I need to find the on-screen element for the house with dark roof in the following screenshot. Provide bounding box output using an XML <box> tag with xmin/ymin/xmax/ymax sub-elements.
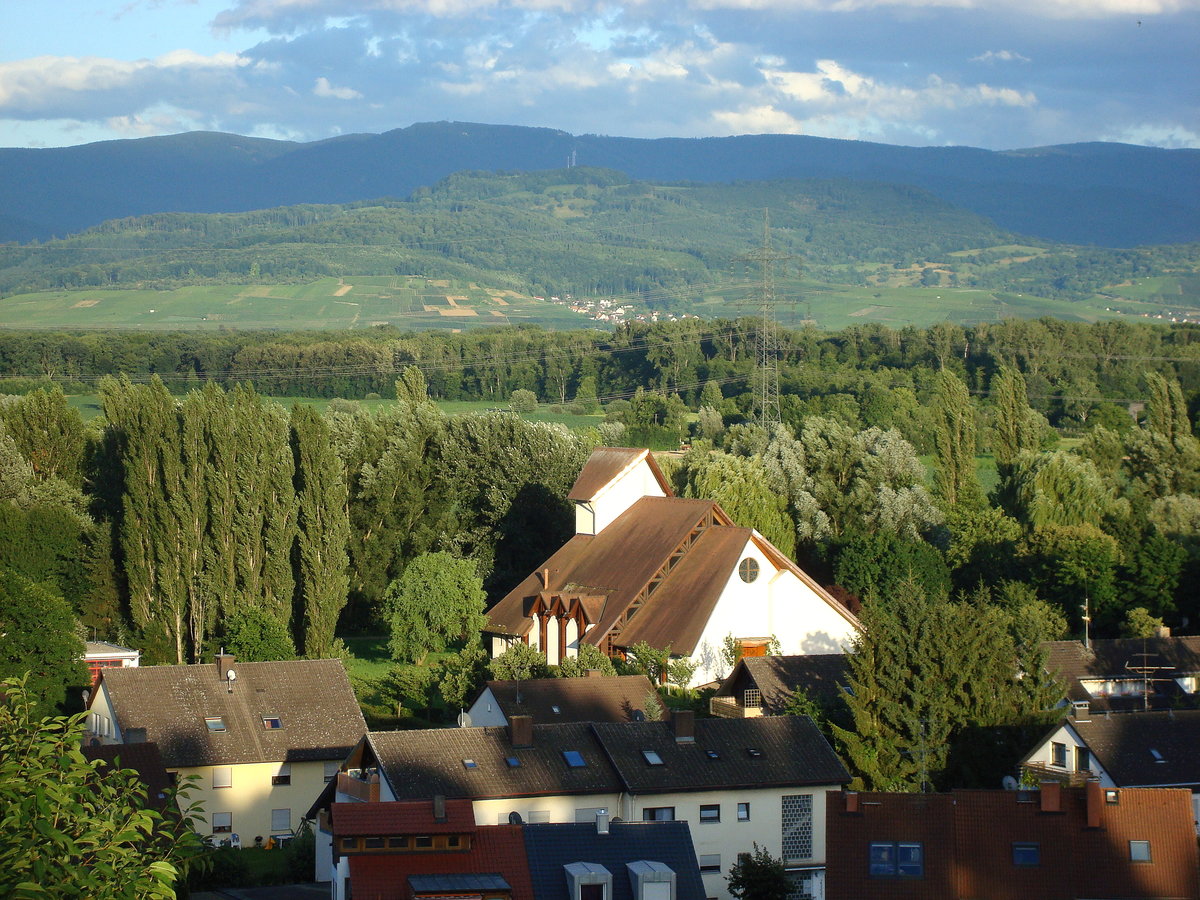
<box><xmin>1020</xmin><ymin>707</ymin><xmax>1200</xmax><ymax>833</ymax></box>
<box><xmin>710</xmin><ymin>654</ymin><xmax>850</xmax><ymax>718</ymax></box>
<box><xmin>485</xmin><ymin>448</ymin><xmax>860</xmax><ymax>686</ymax></box>
<box><xmin>466</xmin><ymin>674</ymin><xmax>658</xmax><ymax>727</ymax></box>
<box><xmin>82</xmin><ymin>741</ymin><xmax>173</xmax><ymax>811</ymax></box>
<box><xmin>85</xmin><ymin>651</ymin><xmax>366</xmax><ymax>847</ymax></box>
<box><xmin>825</xmin><ymin>782</ymin><xmax>1200</xmax><ymax>900</ymax></box>
<box><xmin>314</xmin><ymin>710</ymin><xmax>849</xmax><ymax>899</ymax></box>
<box><xmin>326</xmin><ymin>796</ymin><xmax>705</xmax><ymax>900</ymax></box>
<box><xmin>1043</xmin><ymin>636</ymin><xmax>1200</xmax><ymax>712</ymax></box>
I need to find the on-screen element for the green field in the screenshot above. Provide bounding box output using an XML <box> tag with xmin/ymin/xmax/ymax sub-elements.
<box><xmin>0</xmin><ymin>275</ymin><xmax>591</xmax><ymax>331</ymax></box>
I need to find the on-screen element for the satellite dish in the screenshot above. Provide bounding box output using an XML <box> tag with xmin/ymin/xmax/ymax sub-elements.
<box><xmin>457</xmin><ymin>711</ymin><xmax>473</xmax><ymax>728</ymax></box>
<box><xmin>226</xmin><ymin>669</ymin><xmax>237</xmax><ymax>682</ymax></box>
<box><xmin>1002</xmin><ymin>775</ymin><xmax>1019</xmax><ymax>791</ymax></box>
<box><xmin>508</xmin><ymin>811</ymin><xmax>524</xmax><ymax>824</ymax></box>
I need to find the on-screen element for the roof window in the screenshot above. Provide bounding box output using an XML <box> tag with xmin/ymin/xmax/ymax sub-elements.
<box><xmin>205</xmin><ymin>716</ymin><xmax>226</xmax><ymax>733</ymax></box>
<box><xmin>746</xmin><ymin>748</ymin><xmax>762</xmax><ymax>758</ymax></box>
<box><xmin>552</xmin><ymin>705</ymin><xmax>561</xmax><ymax>715</ymax></box>
<box><xmin>1150</xmin><ymin>748</ymin><xmax>1166</xmax><ymax>763</ymax></box>
<box><xmin>262</xmin><ymin>716</ymin><xmax>282</xmax><ymax>729</ymax></box>
<box><xmin>706</xmin><ymin>749</ymin><xmax>720</xmax><ymax>760</ymax></box>
<box><xmin>505</xmin><ymin>756</ymin><xmax>522</xmax><ymax>768</ymax></box>
<box><xmin>563</xmin><ymin>750</ymin><xmax>587</xmax><ymax>768</ymax></box>
<box><xmin>642</xmin><ymin>750</ymin><xmax>664</xmax><ymax>766</ymax></box>
<box><xmin>463</xmin><ymin>759</ymin><xmax>478</xmax><ymax>769</ymax></box>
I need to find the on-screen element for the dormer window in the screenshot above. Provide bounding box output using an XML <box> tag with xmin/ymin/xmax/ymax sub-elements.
<box><xmin>205</xmin><ymin>716</ymin><xmax>226</xmax><ymax>732</ymax></box>
<box><xmin>566</xmin><ymin>862</ymin><xmax>612</xmax><ymax>900</ymax></box>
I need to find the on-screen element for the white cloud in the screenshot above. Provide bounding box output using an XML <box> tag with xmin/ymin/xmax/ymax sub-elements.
<box><xmin>711</xmin><ymin>104</ymin><xmax>805</xmax><ymax>134</ymax></box>
<box><xmin>971</xmin><ymin>49</ymin><xmax>1031</xmax><ymax>63</ymax></box>
<box><xmin>313</xmin><ymin>76</ymin><xmax>361</xmax><ymax>98</ymax></box>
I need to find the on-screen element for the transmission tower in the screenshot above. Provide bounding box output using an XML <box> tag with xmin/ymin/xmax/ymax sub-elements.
<box><xmin>735</xmin><ymin>210</ymin><xmax>796</xmax><ymax>431</ymax></box>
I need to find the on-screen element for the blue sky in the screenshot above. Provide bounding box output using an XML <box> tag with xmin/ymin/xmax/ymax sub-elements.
<box><xmin>1</xmin><ymin>0</ymin><xmax>1197</xmax><ymax>150</ymax></box>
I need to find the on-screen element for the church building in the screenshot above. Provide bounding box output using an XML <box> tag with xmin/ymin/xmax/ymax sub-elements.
<box><xmin>484</xmin><ymin>448</ymin><xmax>860</xmax><ymax>686</ymax></box>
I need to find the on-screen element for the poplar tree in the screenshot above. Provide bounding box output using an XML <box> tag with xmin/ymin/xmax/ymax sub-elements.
<box><xmin>990</xmin><ymin>367</ymin><xmax>1043</xmax><ymax>478</ymax></box>
<box><xmin>931</xmin><ymin>369</ymin><xmax>982</xmax><ymax>508</ymax></box>
<box><xmin>291</xmin><ymin>404</ymin><xmax>350</xmax><ymax>658</ymax></box>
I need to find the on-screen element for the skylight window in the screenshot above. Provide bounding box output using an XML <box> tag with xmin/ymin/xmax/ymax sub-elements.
<box><xmin>1150</xmin><ymin>748</ymin><xmax>1166</xmax><ymax>763</ymax></box>
<box><xmin>262</xmin><ymin>716</ymin><xmax>282</xmax><ymax>729</ymax></box>
<box><xmin>746</xmin><ymin>748</ymin><xmax>762</xmax><ymax>758</ymax></box>
<box><xmin>205</xmin><ymin>716</ymin><xmax>226</xmax><ymax>733</ymax></box>
<box><xmin>642</xmin><ymin>750</ymin><xmax>664</xmax><ymax>766</ymax></box>
<box><xmin>463</xmin><ymin>759</ymin><xmax>478</xmax><ymax>769</ymax></box>
<box><xmin>706</xmin><ymin>750</ymin><xmax>720</xmax><ymax>760</ymax></box>
<box><xmin>505</xmin><ymin>756</ymin><xmax>521</xmax><ymax>768</ymax></box>
<box><xmin>551</xmin><ymin>705</ymin><xmax>561</xmax><ymax>715</ymax></box>
<box><xmin>563</xmin><ymin>750</ymin><xmax>587</xmax><ymax>768</ymax></box>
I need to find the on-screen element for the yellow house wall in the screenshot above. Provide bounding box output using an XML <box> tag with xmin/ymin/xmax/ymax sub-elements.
<box><xmin>176</xmin><ymin>759</ymin><xmax>330</xmax><ymax>844</ymax></box>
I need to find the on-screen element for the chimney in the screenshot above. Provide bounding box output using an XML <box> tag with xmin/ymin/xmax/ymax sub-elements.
<box><xmin>542</xmin><ymin>568</ymin><xmax>550</xmax><ymax>589</ymax></box>
<box><xmin>1039</xmin><ymin>781</ymin><xmax>1061</xmax><ymax>813</ymax></box>
<box><xmin>509</xmin><ymin>715</ymin><xmax>534</xmax><ymax>749</ymax></box>
<box><xmin>433</xmin><ymin>794</ymin><xmax>447</xmax><ymax>823</ymax></box>
<box><xmin>1156</xmin><ymin>624</ymin><xmax>1172</xmax><ymax>638</ymax></box>
<box><xmin>596</xmin><ymin>810</ymin><xmax>610</xmax><ymax>835</ymax></box>
<box><xmin>1086</xmin><ymin>779</ymin><xmax>1102</xmax><ymax>828</ymax></box>
<box><xmin>845</xmin><ymin>791</ymin><xmax>860</xmax><ymax>814</ymax></box>
<box><xmin>586</xmin><ymin>669</ymin><xmax>602</xmax><ymax>678</ymax></box>
<box><xmin>1072</xmin><ymin>701</ymin><xmax>1091</xmax><ymax>722</ymax></box>
<box><xmin>215</xmin><ymin>651</ymin><xmax>235</xmax><ymax>681</ymax></box>
<box><xmin>671</xmin><ymin>709</ymin><xmax>695</xmax><ymax>743</ymax></box>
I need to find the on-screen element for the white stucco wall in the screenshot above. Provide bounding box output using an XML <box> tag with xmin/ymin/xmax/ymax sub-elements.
<box><xmin>586</xmin><ymin>457</ymin><xmax>668</xmax><ymax>535</ymax></box>
<box><xmin>466</xmin><ymin>688</ymin><xmax>509</xmax><ymax>727</ymax></box>
<box><xmin>1023</xmin><ymin>722</ymin><xmax>1115</xmax><ymax>786</ymax></box>
<box><xmin>689</xmin><ymin>537</ymin><xmax>858</xmax><ymax>686</ymax></box>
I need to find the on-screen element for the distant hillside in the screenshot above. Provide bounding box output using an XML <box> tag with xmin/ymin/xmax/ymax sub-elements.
<box><xmin>1</xmin><ymin>123</ymin><xmax>1196</xmax><ymax>247</ymax></box>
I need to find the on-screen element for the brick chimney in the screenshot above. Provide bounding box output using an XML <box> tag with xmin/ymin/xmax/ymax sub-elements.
<box><xmin>1086</xmin><ymin>779</ymin><xmax>1103</xmax><ymax>828</ymax></box>
<box><xmin>509</xmin><ymin>715</ymin><xmax>534</xmax><ymax>749</ymax></box>
<box><xmin>845</xmin><ymin>791</ymin><xmax>860</xmax><ymax>814</ymax></box>
<box><xmin>1039</xmin><ymin>781</ymin><xmax>1062</xmax><ymax>813</ymax></box>
<box><xmin>215</xmin><ymin>651</ymin><xmax>235</xmax><ymax>682</ymax></box>
<box><xmin>671</xmin><ymin>709</ymin><xmax>695</xmax><ymax>743</ymax></box>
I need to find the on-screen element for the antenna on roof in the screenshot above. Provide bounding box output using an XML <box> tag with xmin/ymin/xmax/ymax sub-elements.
<box><xmin>226</xmin><ymin>668</ymin><xmax>237</xmax><ymax>693</ymax></box>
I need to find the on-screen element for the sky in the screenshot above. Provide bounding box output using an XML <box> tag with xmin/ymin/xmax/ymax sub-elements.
<box><xmin>1</xmin><ymin>0</ymin><xmax>1198</xmax><ymax>152</ymax></box>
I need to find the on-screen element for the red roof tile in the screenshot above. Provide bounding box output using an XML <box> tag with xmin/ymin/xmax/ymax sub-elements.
<box><xmin>332</xmin><ymin>799</ymin><xmax>476</xmax><ymax>837</ymax></box>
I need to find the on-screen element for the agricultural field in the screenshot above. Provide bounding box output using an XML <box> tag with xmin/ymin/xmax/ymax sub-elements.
<box><xmin>0</xmin><ymin>275</ymin><xmax>591</xmax><ymax>331</ymax></box>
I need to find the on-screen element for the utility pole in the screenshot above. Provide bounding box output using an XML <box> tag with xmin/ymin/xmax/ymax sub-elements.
<box><xmin>735</xmin><ymin>210</ymin><xmax>796</xmax><ymax>431</ymax></box>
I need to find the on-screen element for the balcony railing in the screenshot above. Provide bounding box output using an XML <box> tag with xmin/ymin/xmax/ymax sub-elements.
<box><xmin>709</xmin><ymin>696</ymin><xmax>762</xmax><ymax>718</ymax></box>
<box><xmin>337</xmin><ymin>770</ymin><xmax>380</xmax><ymax>802</ymax></box>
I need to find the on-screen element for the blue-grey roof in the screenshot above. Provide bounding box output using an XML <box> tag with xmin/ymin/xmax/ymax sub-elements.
<box><xmin>407</xmin><ymin>873</ymin><xmax>511</xmax><ymax>893</ymax></box>
<box><xmin>522</xmin><ymin>821</ymin><xmax>706</xmax><ymax>900</ymax></box>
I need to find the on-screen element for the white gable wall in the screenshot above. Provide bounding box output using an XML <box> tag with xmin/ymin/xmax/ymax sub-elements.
<box><xmin>1023</xmin><ymin>722</ymin><xmax>1116</xmax><ymax>786</ymax></box>
<box><xmin>466</xmin><ymin>687</ymin><xmax>508</xmax><ymax>727</ymax></box>
<box><xmin>689</xmin><ymin>536</ymin><xmax>858</xmax><ymax>687</ymax></box>
<box><xmin>577</xmin><ymin>456</ymin><xmax>668</xmax><ymax>536</ymax></box>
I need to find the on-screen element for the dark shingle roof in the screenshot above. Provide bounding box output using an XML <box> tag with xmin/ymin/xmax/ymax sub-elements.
<box><xmin>369</xmin><ymin>723</ymin><xmax>623</xmax><ymax>801</ymax></box>
<box><xmin>591</xmin><ymin>715</ymin><xmax>850</xmax><ymax>793</ymax></box>
<box><xmin>523</xmin><ymin>822</ymin><xmax>705</xmax><ymax>900</ymax></box>
<box><xmin>477</xmin><ymin>675</ymin><xmax>658</xmax><ymax>725</ymax></box>
<box><xmin>97</xmin><ymin>658</ymin><xmax>366</xmax><ymax>768</ymax></box>
<box><xmin>1067</xmin><ymin>708</ymin><xmax>1200</xmax><ymax>787</ymax></box>
<box><xmin>715</xmin><ymin>655</ymin><xmax>850</xmax><ymax>713</ymax></box>
<box><xmin>1043</xmin><ymin>638</ymin><xmax>1200</xmax><ymax>710</ymax></box>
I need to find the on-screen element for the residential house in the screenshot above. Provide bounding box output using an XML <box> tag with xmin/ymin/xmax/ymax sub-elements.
<box><xmin>466</xmin><ymin>674</ymin><xmax>658</xmax><ymax>727</ymax></box>
<box><xmin>825</xmin><ymin>782</ymin><xmax>1200</xmax><ymax>900</ymax></box>
<box><xmin>1020</xmin><ymin>707</ymin><xmax>1200</xmax><ymax>832</ymax></box>
<box><xmin>328</xmin><ymin>798</ymin><xmax>705</xmax><ymax>900</ymax></box>
<box><xmin>86</xmin><ymin>652</ymin><xmax>366</xmax><ymax>846</ymax></box>
<box><xmin>1043</xmin><ymin>636</ymin><xmax>1200</xmax><ymax>712</ymax></box>
<box><xmin>485</xmin><ymin>448</ymin><xmax>860</xmax><ymax>686</ymax></box>
<box><xmin>314</xmin><ymin>710</ymin><xmax>849</xmax><ymax>899</ymax></box>
<box><xmin>82</xmin><ymin>741</ymin><xmax>172</xmax><ymax>811</ymax></box>
<box><xmin>710</xmin><ymin>654</ymin><xmax>849</xmax><ymax>719</ymax></box>
<box><xmin>83</xmin><ymin>640</ymin><xmax>140</xmax><ymax>686</ymax></box>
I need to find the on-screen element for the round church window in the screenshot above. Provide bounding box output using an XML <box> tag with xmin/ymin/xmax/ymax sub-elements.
<box><xmin>738</xmin><ymin>557</ymin><xmax>760</xmax><ymax>583</ymax></box>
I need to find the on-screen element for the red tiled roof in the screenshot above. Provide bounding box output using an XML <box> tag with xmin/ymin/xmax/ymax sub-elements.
<box><xmin>332</xmin><ymin>799</ymin><xmax>476</xmax><ymax>837</ymax></box>
<box><xmin>348</xmin><ymin>825</ymin><xmax>533</xmax><ymax>900</ymax></box>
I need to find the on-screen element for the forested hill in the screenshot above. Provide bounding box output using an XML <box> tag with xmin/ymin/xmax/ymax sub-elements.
<box><xmin>5</xmin><ymin>169</ymin><xmax>1198</xmax><ymax>317</ymax></box>
<box><xmin>2</xmin><ymin>122</ymin><xmax>1197</xmax><ymax>247</ymax></box>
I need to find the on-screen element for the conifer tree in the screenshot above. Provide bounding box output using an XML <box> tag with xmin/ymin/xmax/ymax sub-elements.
<box><xmin>291</xmin><ymin>404</ymin><xmax>350</xmax><ymax>657</ymax></box>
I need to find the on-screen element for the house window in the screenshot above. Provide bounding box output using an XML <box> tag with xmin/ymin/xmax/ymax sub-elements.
<box><xmin>1129</xmin><ymin>840</ymin><xmax>1151</xmax><ymax>862</ymax></box>
<box><xmin>742</xmin><ymin>688</ymin><xmax>762</xmax><ymax>708</ymax></box>
<box><xmin>1012</xmin><ymin>843</ymin><xmax>1040</xmax><ymax>866</ymax></box>
<box><xmin>262</xmin><ymin>716</ymin><xmax>282</xmax><ymax>729</ymax></box>
<box><xmin>786</xmin><ymin>871</ymin><xmax>815</xmax><ymax>900</ymax></box>
<box><xmin>364</xmin><ymin>837</ymin><xmax>385</xmax><ymax>849</ymax></box>
<box><xmin>271</xmin><ymin>809</ymin><xmax>291</xmax><ymax>833</ymax></box>
<box><xmin>870</xmin><ymin>842</ymin><xmax>923</xmax><ymax>878</ymax></box>
<box><xmin>527</xmin><ymin>810</ymin><xmax>551</xmax><ymax>823</ymax></box>
<box><xmin>1106</xmin><ymin>789</ymin><xmax>1120</xmax><ymax>804</ymax></box>
<box><xmin>737</xmin><ymin>802</ymin><xmax>750</xmax><ymax>822</ymax></box>
<box><xmin>323</xmin><ymin>761</ymin><xmax>339</xmax><ymax>783</ymax></box>
<box><xmin>698</xmin><ymin>854</ymin><xmax>721</xmax><ymax>872</ymax></box>
<box><xmin>1076</xmin><ymin>746</ymin><xmax>1090</xmax><ymax>772</ymax></box>
<box><xmin>388</xmin><ymin>837</ymin><xmax>408</xmax><ymax>848</ymax></box>
<box><xmin>1051</xmin><ymin>741</ymin><xmax>1068</xmax><ymax>768</ymax></box>
<box><xmin>781</xmin><ymin>795</ymin><xmax>813</xmax><ymax>860</ymax></box>
<box><xmin>213</xmin><ymin>767</ymin><xmax>232</xmax><ymax>789</ymax></box>
<box><xmin>211</xmin><ymin>812</ymin><xmax>232</xmax><ymax>834</ymax></box>
<box><xmin>415</xmin><ymin>836</ymin><xmax>433</xmax><ymax>848</ymax></box>
<box><xmin>699</xmin><ymin>804</ymin><xmax>720</xmax><ymax>824</ymax></box>
<box><xmin>580</xmin><ymin>885</ymin><xmax>605</xmax><ymax>900</ymax></box>
<box><xmin>271</xmin><ymin>763</ymin><xmax>291</xmax><ymax>785</ymax></box>
<box><xmin>447</xmin><ymin>835</ymin><xmax>461</xmax><ymax>848</ymax></box>
<box><xmin>738</xmin><ymin>558</ymin><xmax>760</xmax><ymax>583</ymax></box>
<box><xmin>204</xmin><ymin>716</ymin><xmax>226</xmax><ymax>733</ymax></box>
<box><xmin>643</xmin><ymin>807</ymin><xmax>675</xmax><ymax>822</ymax></box>
<box><xmin>340</xmin><ymin>838</ymin><xmax>356</xmax><ymax>851</ymax></box>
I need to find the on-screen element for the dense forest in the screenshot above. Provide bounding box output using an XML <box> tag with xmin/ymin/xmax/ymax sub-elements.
<box><xmin>2</xmin><ymin>317</ymin><xmax>1199</xmax><ymax>791</ymax></box>
<box><xmin>2</xmin><ymin>170</ymin><xmax>1197</xmax><ymax>310</ymax></box>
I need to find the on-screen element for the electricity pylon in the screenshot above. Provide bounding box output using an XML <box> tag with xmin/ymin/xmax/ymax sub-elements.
<box><xmin>735</xmin><ymin>210</ymin><xmax>796</xmax><ymax>431</ymax></box>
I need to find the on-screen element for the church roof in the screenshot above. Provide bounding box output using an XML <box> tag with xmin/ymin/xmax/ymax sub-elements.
<box><xmin>566</xmin><ymin>447</ymin><xmax>672</xmax><ymax>502</ymax></box>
